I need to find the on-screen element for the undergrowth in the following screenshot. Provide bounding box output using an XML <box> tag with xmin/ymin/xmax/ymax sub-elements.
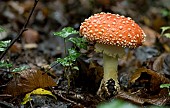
<box><xmin>53</xmin><ymin>27</ymin><xmax>87</xmax><ymax>91</ymax></box>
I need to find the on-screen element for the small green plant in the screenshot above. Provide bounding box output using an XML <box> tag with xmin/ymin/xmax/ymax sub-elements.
<box><xmin>0</xmin><ymin>26</ymin><xmax>12</xmax><ymax>69</ymax></box>
<box><xmin>68</xmin><ymin>37</ymin><xmax>87</xmax><ymax>49</ymax></box>
<box><xmin>12</xmin><ymin>65</ymin><xmax>29</xmax><ymax>72</ymax></box>
<box><xmin>0</xmin><ymin>26</ymin><xmax>5</xmax><ymax>33</ymax></box>
<box><xmin>54</xmin><ymin>27</ymin><xmax>79</xmax><ymax>38</ymax></box>
<box><xmin>0</xmin><ymin>26</ymin><xmax>28</xmax><ymax>72</ymax></box>
<box><xmin>161</xmin><ymin>9</ymin><xmax>170</xmax><ymax>18</ymax></box>
<box><xmin>54</xmin><ymin>27</ymin><xmax>79</xmax><ymax>55</ymax></box>
<box><xmin>53</xmin><ymin>27</ymin><xmax>87</xmax><ymax>91</ymax></box>
<box><xmin>0</xmin><ymin>60</ymin><xmax>13</xmax><ymax>68</ymax></box>
<box><xmin>53</xmin><ymin>27</ymin><xmax>87</xmax><ymax>68</ymax></box>
<box><xmin>56</xmin><ymin>48</ymin><xmax>80</xmax><ymax>68</ymax></box>
<box><xmin>160</xmin><ymin>26</ymin><xmax>170</xmax><ymax>38</ymax></box>
<box><xmin>0</xmin><ymin>60</ymin><xmax>29</xmax><ymax>72</ymax></box>
<box><xmin>0</xmin><ymin>40</ymin><xmax>11</xmax><ymax>51</ymax></box>
<box><xmin>160</xmin><ymin>84</ymin><xmax>170</xmax><ymax>96</ymax></box>
<box><xmin>0</xmin><ymin>26</ymin><xmax>10</xmax><ymax>52</ymax></box>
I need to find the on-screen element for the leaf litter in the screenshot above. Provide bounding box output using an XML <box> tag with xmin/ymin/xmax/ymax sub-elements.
<box><xmin>1</xmin><ymin>0</ymin><xmax>170</xmax><ymax>108</ymax></box>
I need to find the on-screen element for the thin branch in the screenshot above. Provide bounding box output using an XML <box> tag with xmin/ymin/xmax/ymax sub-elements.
<box><xmin>0</xmin><ymin>0</ymin><xmax>39</xmax><ymax>60</ymax></box>
<box><xmin>54</xmin><ymin>90</ymin><xmax>78</xmax><ymax>105</ymax></box>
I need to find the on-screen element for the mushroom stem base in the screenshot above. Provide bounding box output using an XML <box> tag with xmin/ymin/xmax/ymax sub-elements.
<box><xmin>97</xmin><ymin>54</ymin><xmax>120</xmax><ymax>98</ymax></box>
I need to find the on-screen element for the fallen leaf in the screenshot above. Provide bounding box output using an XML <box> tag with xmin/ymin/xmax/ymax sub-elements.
<box><xmin>22</xmin><ymin>28</ymin><xmax>40</xmax><ymax>43</ymax></box>
<box><xmin>116</xmin><ymin>90</ymin><xmax>170</xmax><ymax>106</ymax></box>
<box><xmin>127</xmin><ymin>68</ymin><xmax>170</xmax><ymax>105</ymax></box>
<box><xmin>116</xmin><ymin>91</ymin><xmax>145</xmax><ymax>105</ymax></box>
<box><xmin>76</xmin><ymin>58</ymin><xmax>103</xmax><ymax>93</ymax></box>
<box><xmin>153</xmin><ymin>16</ymin><xmax>166</xmax><ymax>32</ymax></box>
<box><xmin>22</xmin><ymin>88</ymin><xmax>57</xmax><ymax>105</ymax></box>
<box><xmin>142</xmin><ymin>26</ymin><xmax>160</xmax><ymax>46</ymax></box>
<box><xmin>4</xmin><ymin>69</ymin><xmax>57</xmax><ymax>97</ymax></box>
<box><xmin>9</xmin><ymin>42</ymin><xmax>21</xmax><ymax>53</ymax></box>
<box><xmin>152</xmin><ymin>53</ymin><xmax>170</xmax><ymax>75</ymax></box>
<box><xmin>21</xmin><ymin>0</ymin><xmax>34</xmax><ymax>12</ymax></box>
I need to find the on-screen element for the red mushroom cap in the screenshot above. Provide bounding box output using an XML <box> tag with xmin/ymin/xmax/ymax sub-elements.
<box><xmin>79</xmin><ymin>12</ymin><xmax>146</xmax><ymax>48</ymax></box>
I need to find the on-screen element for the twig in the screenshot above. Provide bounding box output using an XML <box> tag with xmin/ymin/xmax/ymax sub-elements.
<box><xmin>0</xmin><ymin>101</ymin><xmax>14</xmax><ymax>108</ymax></box>
<box><xmin>0</xmin><ymin>0</ymin><xmax>39</xmax><ymax>60</ymax></box>
<box><xmin>54</xmin><ymin>90</ymin><xmax>79</xmax><ymax>105</ymax></box>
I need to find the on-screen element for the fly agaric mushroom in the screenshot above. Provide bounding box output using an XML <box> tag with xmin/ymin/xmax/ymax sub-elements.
<box><xmin>79</xmin><ymin>12</ymin><xmax>146</xmax><ymax>98</ymax></box>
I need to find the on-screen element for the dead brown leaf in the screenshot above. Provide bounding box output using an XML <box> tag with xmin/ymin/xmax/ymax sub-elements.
<box><xmin>22</xmin><ymin>28</ymin><xmax>40</xmax><ymax>43</ymax></box>
<box><xmin>152</xmin><ymin>53</ymin><xmax>169</xmax><ymax>74</ymax></box>
<box><xmin>116</xmin><ymin>90</ymin><xmax>170</xmax><ymax>106</ymax></box>
<box><xmin>142</xmin><ymin>26</ymin><xmax>160</xmax><ymax>46</ymax></box>
<box><xmin>89</xmin><ymin>60</ymin><xmax>103</xmax><ymax>85</ymax></box>
<box><xmin>20</xmin><ymin>0</ymin><xmax>34</xmax><ymax>12</ymax></box>
<box><xmin>4</xmin><ymin>69</ymin><xmax>57</xmax><ymax>97</ymax></box>
<box><xmin>127</xmin><ymin>68</ymin><xmax>170</xmax><ymax>105</ymax></box>
<box><xmin>116</xmin><ymin>91</ymin><xmax>145</xmax><ymax>105</ymax></box>
<box><xmin>76</xmin><ymin>58</ymin><xmax>103</xmax><ymax>93</ymax></box>
<box><xmin>9</xmin><ymin>43</ymin><xmax>22</xmax><ymax>53</ymax></box>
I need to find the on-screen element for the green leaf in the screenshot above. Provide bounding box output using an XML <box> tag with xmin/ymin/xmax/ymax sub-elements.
<box><xmin>160</xmin><ymin>26</ymin><xmax>170</xmax><ymax>36</ymax></box>
<box><xmin>161</xmin><ymin>9</ymin><xmax>170</xmax><ymax>17</ymax></box>
<box><xmin>163</xmin><ymin>33</ymin><xmax>170</xmax><ymax>38</ymax></box>
<box><xmin>160</xmin><ymin>84</ymin><xmax>170</xmax><ymax>89</ymax></box>
<box><xmin>0</xmin><ymin>40</ymin><xmax>11</xmax><ymax>51</ymax></box>
<box><xmin>56</xmin><ymin>57</ymin><xmax>73</xmax><ymax>67</ymax></box>
<box><xmin>12</xmin><ymin>65</ymin><xmax>29</xmax><ymax>72</ymax></box>
<box><xmin>72</xmin><ymin>66</ymin><xmax>79</xmax><ymax>70</ymax></box>
<box><xmin>68</xmin><ymin>37</ymin><xmax>87</xmax><ymax>49</ymax></box>
<box><xmin>56</xmin><ymin>48</ymin><xmax>80</xmax><ymax>67</ymax></box>
<box><xmin>0</xmin><ymin>60</ymin><xmax>13</xmax><ymax>68</ymax></box>
<box><xmin>68</xmin><ymin>48</ymin><xmax>80</xmax><ymax>61</ymax></box>
<box><xmin>53</xmin><ymin>27</ymin><xmax>78</xmax><ymax>38</ymax></box>
<box><xmin>0</xmin><ymin>48</ymin><xmax>6</xmax><ymax>51</ymax></box>
<box><xmin>0</xmin><ymin>26</ymin><xmax>5</xmax><ymax>33</ymax></box>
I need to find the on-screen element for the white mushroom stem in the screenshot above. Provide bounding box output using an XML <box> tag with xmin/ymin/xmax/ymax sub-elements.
<box><xmin>103</xmin><ymin>53</ymin><xmax>119</xmax><ymax>87</ymax></box>
<box><xmin>95</xmin><ymin>43</ymin><xmax>125</xmax><ymax>94</ymax></box>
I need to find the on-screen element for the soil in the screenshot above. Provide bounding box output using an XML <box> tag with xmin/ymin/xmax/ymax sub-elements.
<box><xmin>0</xmin><ymin>0</ymin><xmax>170</xmax><ymax>108</ymax></box>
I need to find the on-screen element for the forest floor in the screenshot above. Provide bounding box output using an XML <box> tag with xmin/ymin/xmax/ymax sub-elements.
<box><xmin>0</xmin><ymin>0</ymin><xmax>170</xmax><ymax>108</ymax></box>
